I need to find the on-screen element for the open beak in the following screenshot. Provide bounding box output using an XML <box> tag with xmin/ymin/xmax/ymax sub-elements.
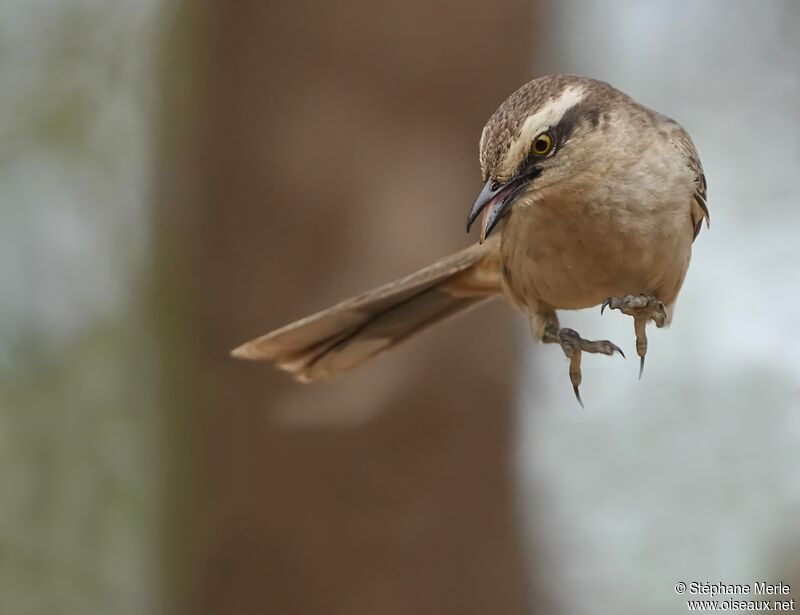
<box><xmin>466</xmin><ymin>169</ymin><xmax>539</xmax><ymax>243</ymax></box>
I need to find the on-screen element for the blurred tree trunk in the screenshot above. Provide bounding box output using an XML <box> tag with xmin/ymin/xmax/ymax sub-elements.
<box><xmin>156</xmin><ymin>1</ymin><xmax>540</xmax><ymax>614</ymax></box>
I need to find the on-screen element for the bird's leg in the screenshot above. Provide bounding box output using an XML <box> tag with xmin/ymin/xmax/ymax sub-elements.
<box><xmin>600</xmin><ymin>294</ymin><xmax>667</xmax><ymax>378</ymax></box>
<box><xmin>532</xmin><ymin>311</ymin><xmax>624</xmax><ymax>407</ymax></box>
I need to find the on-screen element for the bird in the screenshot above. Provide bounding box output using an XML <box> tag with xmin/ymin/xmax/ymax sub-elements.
<box><xmin>231</xmin><ymin>75</ymin><xmax>709</xmax><ymax>405</ymax></box>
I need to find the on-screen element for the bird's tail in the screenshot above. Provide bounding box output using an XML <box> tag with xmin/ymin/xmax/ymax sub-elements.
<box><xmin>231</xmin><ymin>236</ymin><xmax>502</xmax><ymax>382</ymax></box>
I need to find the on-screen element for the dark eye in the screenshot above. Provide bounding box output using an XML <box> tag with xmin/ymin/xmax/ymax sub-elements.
<box><xmin>531</xmin><ymin>132</ymin><xmax>555</xmax><ymax>156</ymax></box>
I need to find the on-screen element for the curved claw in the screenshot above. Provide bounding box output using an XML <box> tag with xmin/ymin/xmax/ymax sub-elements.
<box><xmin>600</xmin><ymin>298</ymin><xmax>612</xmax><ymax>315</ymax></box>
<box><xmin>572</xmin><ymin>383</ymin><xmax>584</xmax><ymax>408</ymax></box>
<box><xmin>613</xmin><ymin>344</ymin><xmax>625</xmax><ymax>359</ymax></box>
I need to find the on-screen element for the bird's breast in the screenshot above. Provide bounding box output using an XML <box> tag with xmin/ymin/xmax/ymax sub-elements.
<box><xmin>499</xmin><ymin>190</ymin><xmax>692</xmax><ymax>312</ymax></box>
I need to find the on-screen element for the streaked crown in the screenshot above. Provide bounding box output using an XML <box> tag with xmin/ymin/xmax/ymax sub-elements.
<box><xmin>479</xmin><ymin>75</ymin><xmax>629</xmax><ymax>181</ymax></box>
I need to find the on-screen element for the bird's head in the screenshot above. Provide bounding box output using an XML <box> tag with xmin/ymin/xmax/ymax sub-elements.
<box><xmin>467</xmin><ymin>75</ymin><xmax>627</xmax><ymax>242</ymax></box>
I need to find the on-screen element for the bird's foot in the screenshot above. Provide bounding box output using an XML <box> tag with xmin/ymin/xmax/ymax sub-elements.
<box><xmin>601</xmin><ymin>294</ymin><xmax>667</xmax><ymax>325</ymax></box>
<box><xmin>600</xmin><ymin>294</ymin><xmax>666</xmax><ymax>378</ymax></box>
<box><xmin>551</xmin><ymin>327</ymin><xmax>624</xmax><ymax>407</ymax></box>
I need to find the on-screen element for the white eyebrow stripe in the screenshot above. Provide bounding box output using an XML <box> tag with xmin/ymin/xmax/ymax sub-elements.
<box><xmin>479</xmin><ymin>123</ymin><xmax>490</xmax><ymax>172</ymax></box>
<box><xmin>500</xmin><ymin>85</ymin><xmax>587</xmax><ymax>176</ymax></box>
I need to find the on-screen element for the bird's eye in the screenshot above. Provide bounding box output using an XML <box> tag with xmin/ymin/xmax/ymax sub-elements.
<box><xmin>531</xmin><ymin>132</ymin><xmax>554</xmax><ymax>156</ymax></box>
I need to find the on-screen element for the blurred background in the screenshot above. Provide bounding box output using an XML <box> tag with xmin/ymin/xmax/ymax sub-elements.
<box><xmin>1</xmin><ymin>1</ymin><xmax>798</xmax><ymax>614</ymax></box>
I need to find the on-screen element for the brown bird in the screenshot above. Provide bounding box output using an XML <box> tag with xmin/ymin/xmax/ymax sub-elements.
<box><xmin>232</xmin><ymin>75</ymin><xmax>709</xmax><ymax>404</ymax></box>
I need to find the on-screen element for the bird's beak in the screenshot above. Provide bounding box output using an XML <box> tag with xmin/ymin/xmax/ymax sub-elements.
<box><xmin>466</xmin><ymin>170</ymin><xmax>538</xmax><ymax>243</ymax></box>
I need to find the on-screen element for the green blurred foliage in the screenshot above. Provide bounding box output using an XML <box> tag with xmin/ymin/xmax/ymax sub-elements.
<box><xmin>0</xmin><ymin>1</ymin><xmax>163</xmax><ymax>613</ymax></box>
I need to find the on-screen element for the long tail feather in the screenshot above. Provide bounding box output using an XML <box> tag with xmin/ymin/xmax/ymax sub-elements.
<box><xmin>231</xmin><ymin>236</ymin><xmax>502</xmax><ymax>382</ymax></box>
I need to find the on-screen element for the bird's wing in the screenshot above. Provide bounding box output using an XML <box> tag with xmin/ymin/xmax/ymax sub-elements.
<box><xmin>231</xmin><ymin>235</ymin><xmax>503</xmax><ymax>382</ymax></box>
<box><xmin>668</xmin><ymin>124</ymin><xmax>710</xmax><ymax>241</ymax></box>
<box><xmin>690</xmin><ymin>168</ymin><xmax>710</xmax><ymax>241</ymax></box>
